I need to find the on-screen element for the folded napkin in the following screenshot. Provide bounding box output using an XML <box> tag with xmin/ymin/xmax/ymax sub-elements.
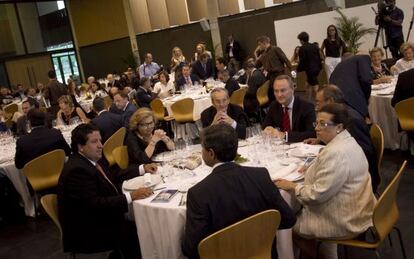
<box><xmin>268</xmin><ymin>164</ymin><xmax>298</xmax><ymax>180</ymax></box>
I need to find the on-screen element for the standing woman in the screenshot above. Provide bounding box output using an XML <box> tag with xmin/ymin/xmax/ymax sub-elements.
<box><xmin>170</xmin><ymin>47</ymin><xmax>186</xmax><ymax>73</ymax></box>
<box><xmin>320</xmin><ymin>25</ymin><xmax>346</xmax><ymax>80</ymax></box>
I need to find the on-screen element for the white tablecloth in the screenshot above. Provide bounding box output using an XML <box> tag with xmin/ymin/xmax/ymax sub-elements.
<box><xmin>369</xmin><ymin>79</ymin><xmax>408</xmax><ymax>150</ymax></box>
<box><xmin>129</xmin><ymin>139</ymin><xmax>321</xmax><ymax>259</ymax></box>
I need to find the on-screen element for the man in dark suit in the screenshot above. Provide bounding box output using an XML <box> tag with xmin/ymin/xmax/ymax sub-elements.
<box><xmin>201</xmin><ymin>88</ymin><xmax>248</xmax><ymax>139</ymax></box>
<box><xmin>13</xmin><ymin>99</ymin><xmax>35</xmax><ymax>137</ymax></box>
<box><xmin>110</xmin><ymin>92</ymin><xmax>137</xmax><ymax>127</ymax></box>
<box><xmin>215</xmin><ymin>57</ymin><xmax>236</xmax><ymax>79</ymax></box>
<box><xmin>44</xmin><ymin>70</ymin><xmax>68</xmax><ymax>117</ymax></box>
<box><xmin>307</xmin><ymin>85</ymin><xmax>380</xmax><ymax>192</ymax></box>
<box><xmin>391</xmin><ymin>68</ymin><xmax>414</xmax><ymax>107</ymax></box>
<box><xmin>225</xmin><ymin>34</ymin><xmax>243</xmax><ymax>71</ymax></box>
<box><xmin>182</xmin><ymin>124</ymin><xmax>296</xmax><ymax>259</ymax></box>
<box><xmin>296</xmin><ymin>32</ymin><xmax>322</xmax><ymax>101</ymax></box>
<box><xmin>218</xmin><ymin>69</ymin><xmax>240</xmax><ymax>97</ymax></box>
<box><xmin>176</xmin><ymin>64</ymin><xmax>200</xmax><ymax>91</ymax></box>
<box><xmin>263</xmin><ymin>75</ymin><xmax>316</xmax><ymax>142</ymax></box>
<box><xmin>57</xmin><ymin>123</ymin><xmax>154</xmax><ymax>257</ymax></box>
<box><xmin>91</xmin><ymin>97</ymin><xmax>123</xmax><ymax>143</ymax></box>
<box><xmin>243</xmin><ymin>61</ymin><xmax>267</xmax><ymax>116</ymax></box>
<box><xmin>135</xmin><ymin>77</ymin><xmax>157</xmax><ymax>108</ymax></box>
<box><xmin>191</xmin><ymin>53</ymin><xmax>214</xmax><ymax>80</ymax></box>
<box><xmin>14</xmin><ymin>109</ymin><xmax>71</xmax><ymax>169</ymax></box>
<box><xmin>329</xmin><ymin>54</ymin><xmax>373</xmax><ymax>118</ymax></box>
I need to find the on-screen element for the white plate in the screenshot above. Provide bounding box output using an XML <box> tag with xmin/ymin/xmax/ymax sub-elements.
<box><xmin>289</xmin><ymin>148</ymin><xmax>318</xmax><ymax>158</ymax></box>
<box><xmin>123</xmin><ymin>174</ymin><xmax>162</xmax><ymax>191</ymax></box>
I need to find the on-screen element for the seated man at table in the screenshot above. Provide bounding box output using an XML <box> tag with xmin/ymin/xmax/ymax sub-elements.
<box><xmin>91</xmin><ymin>97</ymin><xmax>123</xmax><ymax>143</ymax></box>
<box><xmin>391</xmin><ymin>68</ymin><xmax>414</xmax><ymax>107</ymax></box>
<box><xmin>12</xmin><ymin>99</ymin><xmax>36</xmax><ymax>136</ymax></box>
<box><xmin>110</xmin><ymin>92</ymin><xmax>137</xmax><ymax>128</ymax></box>
<box><xmin>218</xmin><ymin>69</ymin><xmax>240</xmax><ymax>97</ymax></box>
<box><xmin>176</xmin><ymin>64</ymin><xmax>200</xmax><ymax>91</ymax></box>
<box><xmin>58</xmin><ymin>123</ymin><xmax>154</xmax><ymax>258</ymax></box>
<box><xmin>15</xmin><ymin>109</ymin><xmax>71</xmax><ymax>169</ymax></box>
<box><xmin>201</xmin><ymin>88</ymin><xmax>248</xmax><ymax>139</ymax></box>
<box><xmin>182</xmin><ymin>124</ymin><xmax>296</xmax><ymax>259</ymax></box>
<box><xmin>0</xmin><ymin>86</ymin><xmax>14</xmax><ymax>106</ymax></box>
<box><xmin>263</xmin><ymin>75</ymin><xmax>315</xmax><ymax>142</ymax></box>
<box><xmin>191</xmin><ymin>52</ymin><xmax>214</xmax><ymax>80</ymax></box>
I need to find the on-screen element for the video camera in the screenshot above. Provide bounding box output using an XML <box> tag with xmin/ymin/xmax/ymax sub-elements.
<box><xmin>376</xmin><ymin>0</ymin><xmax>395</xmax><ymax>27</ymax></box>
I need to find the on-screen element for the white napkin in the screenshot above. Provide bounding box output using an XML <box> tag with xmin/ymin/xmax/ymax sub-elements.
<box><xmin>268</xmin><ymin>164</ymin><xmax>298</xmax><ymax>180</ymax></box>
<box><xmin>144</xmin><ymin>173</ymin><xmax>152</xmax><ymax>186</ymax></box>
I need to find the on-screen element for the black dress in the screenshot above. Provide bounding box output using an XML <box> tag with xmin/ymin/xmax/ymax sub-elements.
<box><xmin>60</xmin><ymin>109</ymin><xmax>80</xmax><ymax>125</ymax></box>
<box><xmin>371</xmin><ymin>63</ymin><xmax>391</xmax><ymax>79</ymax></box>
<box><xmin>125</xmin><ymin>131</ymin><xmax>168</xmax><ymax>165</ymax></box>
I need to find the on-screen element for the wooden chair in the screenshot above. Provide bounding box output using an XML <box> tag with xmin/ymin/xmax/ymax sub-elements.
<box><xmin>103</xmin><ymin>95</ymin><xmax>113</xmax><ymax>109</ymax></box>
<box><xmin>4</xmin><ymin>103</ymin><xmax>18</xmax><ymax>115</ymax></box>
<box><xmin>103</xmin><ymin>127</ymin><xmax>126</xmax><ymax>167</ymax></box>
<box><xmin>170</xmin><ymin>98</ymin><xmax>197</xmax><ymax>140</ymax></box>
<box><xmin>198</xmin><ymin>210</ymin><xmax>281</xmax><ymax>259</ymax></box>
<box><xmin>23</xmin><ymin>149</ymin><xmax>66</xmax><ymax>216</ymax></box>
<box><xmin>150</xmin><ymin>98</ymin><xmax>174</xmax><ymax>122</ymax></box>
<box><xmin>395</xmin><ymin>97</ymin><xmax>414</xmax><ymax>132</ymax></box>
<box><xmin>23</xmin><ymin>149</ymin><xmax>66</xmax><ymax>192</ymax></box>
<box><xmin>320</xmin><ymin>160</ymin><xmax>408</xmax><ymax>259</ymax></box>
<box><xmin>230</xmin><ymin>88</ymin><xmax>247</xmax><ymax>109</ymax></box>
<box><xmin>41</xmin><ymin>194</ymin><xmax>62</xmax><ymax>239</ymax></box>
<box><xmin>370</xmin><ymin>124</ymin><xmax>384</xmax><ymax>184</ymax></box>
<box><xmin>256</xmin><ymin>80</ymin><xmax>270</xmax><ymax>122</ymax></box>
<box><xmin>112</xmin><ymin>145</ymin><xmax>129</xmax><ymax>170</ymax></box>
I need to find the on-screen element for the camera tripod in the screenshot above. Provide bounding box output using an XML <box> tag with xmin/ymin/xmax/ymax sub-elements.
<box><xmin>407</xmin><ymin>7</ymin><xmax>414</xmax><ymax>41</ymax></box>
<box><xmin>372</xmin><ymin>7</ymin><xmax>389</xmax><ymax>59</ymax></box>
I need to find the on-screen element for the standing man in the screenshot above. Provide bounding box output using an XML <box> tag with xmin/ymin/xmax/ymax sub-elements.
<box><xmin>378</xmin><ymin>0</ymin><xmax>404</xmax><ymax>59</ymax></box>
<box><xmin>201</xmin><ymin>88</ymin><xmax>248</xmax><ymax>139</ymax></box>
<box><xmin>44</xmin><ymin>70</ymin><xmax>68</xmax><ymax>117</ymax></box>
<box><xmin>225</xmin><ymin>34</ymin><xmax>243</xmax><ymax>72</ymax></box>
<box><xmin>297</xmin><ymin>32</ymin><xmax>322</xmax><ymax>102</ymax></box>
<box><xmin>138</xmin><ymin>53</ymin><xmax>160</xmax><ymax>81</ymax></box>
<box><xmin>255</xmin><ymin>35</ymin><xmax>292</xmax><ymax>102</ymax></box>
<box><xmin>182</xmin><ymin>124</ymin><xmax>296</xmax><ymax>259</ymax></box>
<box><xmin>329</xmin><ymin>54</ymin><xmax>373</xmax><ymax>118</ymax></box>
<box><xmin>263</xmin><ymin>75</ymin><xmax>316</xmax><ymax>143</ymax></box>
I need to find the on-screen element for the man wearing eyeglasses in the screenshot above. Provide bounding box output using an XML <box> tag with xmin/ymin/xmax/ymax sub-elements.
<box><xmin>263</xmin><ymin>75</ymin><xmax>315</xmax><ymax>142</ymax></box>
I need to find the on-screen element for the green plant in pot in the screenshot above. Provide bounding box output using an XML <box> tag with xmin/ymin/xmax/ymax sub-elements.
<box><xmin>334</xmin><ymin>9</ymin><xmax>376</xmax><ymax>54</ymax></box>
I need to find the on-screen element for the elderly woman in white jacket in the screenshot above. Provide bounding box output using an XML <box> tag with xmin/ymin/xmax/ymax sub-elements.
<box><xmin>276</xmin><ymin>103</ymin><xmax>376</xmax><ymax>259</ymax></box>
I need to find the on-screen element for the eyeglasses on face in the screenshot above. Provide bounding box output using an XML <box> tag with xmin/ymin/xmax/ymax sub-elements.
<box><xmin>313</xmin><ymin>121</ymin><xmax>336</xmax><ymax>129</ymax></box>
<box><xmin>138</xmin><ymin>122</ymin><xmax>155</xmax><ymax>129</ymax></box>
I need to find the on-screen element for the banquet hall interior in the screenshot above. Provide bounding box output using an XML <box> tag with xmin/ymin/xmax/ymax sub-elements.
<box><xmin>0</xmin><ymin>0</ymin><xmax>413</xmax><ymax>258</ymax></box>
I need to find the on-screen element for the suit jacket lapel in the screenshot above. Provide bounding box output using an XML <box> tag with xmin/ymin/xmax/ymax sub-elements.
<box><xmin>291</xmin><ymin>97</ymin><xmax>300</xmax><ymax>130</ymax></box>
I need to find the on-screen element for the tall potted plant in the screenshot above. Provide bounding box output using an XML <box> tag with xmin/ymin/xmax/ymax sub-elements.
<box><xmin>334</xmin><ymin>9</ymin><xmax>376</xmax><ymax>54</ymax></box>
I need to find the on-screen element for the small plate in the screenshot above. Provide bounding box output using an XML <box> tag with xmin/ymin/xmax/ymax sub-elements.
<box><xmin>123</xmin><ymin>174</ymin><xmax>162</xmax><ymax>191</ymax></box>
<box><xmin>289</xmin><ymin>149</ymin><xmax>318</xmax><ymax>158</ymax></box>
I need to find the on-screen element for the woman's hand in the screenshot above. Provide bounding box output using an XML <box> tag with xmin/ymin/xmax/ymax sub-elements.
<box><xmin>274</xmin><ymin>179</ymin><xmax>297</xmax><ymax>191</ymax></box>
<box><xmin>151</xmin><ymin>129</ymin><xmax>166</xmax><ymax>143</ymax></box>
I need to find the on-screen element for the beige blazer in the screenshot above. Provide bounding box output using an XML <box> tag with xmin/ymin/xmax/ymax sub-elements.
<box><xmin>294</xmin><ymin>130</ymin><xmax>376</xmax><ymax>239</ymax></box>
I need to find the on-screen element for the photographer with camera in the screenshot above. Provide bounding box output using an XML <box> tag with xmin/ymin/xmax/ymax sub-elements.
<box><xmin>376</xmin><ymin>0</ymin><xmax>404</xmax><ymax>59</ymax></box>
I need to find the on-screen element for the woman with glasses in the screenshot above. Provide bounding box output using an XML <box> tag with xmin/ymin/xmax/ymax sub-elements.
<box><xmin>275</xmin><ymin>103</ymin><xmax>376</xmax><ymax>259</ymax></box>
<box><xmin>125</xmin><ymin>108</ymin><xmax>174</xmax><ymax>165</ymax></box>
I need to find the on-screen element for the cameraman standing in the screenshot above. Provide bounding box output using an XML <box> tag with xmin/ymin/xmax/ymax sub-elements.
<box><xmin>381</xmin><ymin>0</ymin><xmax>404</xmax><ymax>59</ymax></box>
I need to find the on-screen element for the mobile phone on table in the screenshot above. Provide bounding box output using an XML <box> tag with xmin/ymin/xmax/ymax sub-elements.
<box><xmin>303</xmin><ymin>156</ymin><xmax>315</xmax><ymax>167</ymax></box>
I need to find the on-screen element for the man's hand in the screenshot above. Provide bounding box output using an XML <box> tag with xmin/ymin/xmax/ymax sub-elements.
<box><xmin>264</xmin><ymin>126</ymin><xmax>276</xmax><ymax>136</ymax></box>
<box><xmin>220</xmin><ymin>112</ymin><xmax>234</xmax><ymax>125</ymax></box>
<box><xmin>212</xmin><ymin>112</ymin><xmax>222</xmax><ymax>125</ymax></box>
<box><xmin>144</xmin><ymin>163</ymin><xmax>158</xmax><ymax>173</ymax></box>
<box><xmin>131</xmin><ymin>187</ymin><xmax>153</xmax><ymax>200</ymax></box>
<box><xmin>274</xmin><ymin>179</ymin><xmax>297</xmax><ymax>191</ymax></box>
<box><xmin>384</xmin><ymin>15</ymin><xmax>392</xmax><ymax>22</ymax></box>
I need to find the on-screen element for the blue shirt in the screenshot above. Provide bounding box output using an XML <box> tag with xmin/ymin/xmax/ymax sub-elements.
<box><xmin>138</xmin><ymin>62</ymin><xmax>160</xmax><ymax>78</ymax></box>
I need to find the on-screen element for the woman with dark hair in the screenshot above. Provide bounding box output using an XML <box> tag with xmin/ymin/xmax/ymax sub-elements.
<box><xmin>152</xmin><ymin>71</ymin><xmax>174</xmax><ymax>99</ymax></box>
<box><xmin>290</xmin><ymin>46</ymin><xmax>301</xmax><ymax>66</ymax></box>
<box><xmin>320</xmin><ymin>25</ymin><xmax>346</xmax><ymax>79</ymax></box>
<box><xmin>275</xmin><ymin>103</ymin><xmax>376</xmax><ymax>259</ymax></box>
<box><xmin>89</xmin><ymin>81</ymin><xmax>108</xmax><ymax>98</ymax></box>
<box><xmin>125</xmin><ymin>108</ymin><xmax>174</xmax><ymax>165</ymax></box>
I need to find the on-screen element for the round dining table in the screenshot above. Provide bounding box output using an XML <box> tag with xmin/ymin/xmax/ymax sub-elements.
<box><xmin>127</xmin><ymin>136</ymin><xmax>323</xmax><ymax>259</ymax></box>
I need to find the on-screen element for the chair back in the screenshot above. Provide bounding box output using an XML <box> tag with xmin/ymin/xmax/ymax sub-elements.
<box><xmin>198</xmin><ymin>210</ymin><xmax>280</xmax><ymax>259</ymax></box>
<box><xmin>40</xmin><ymin>194</ymin><xmax>62</xmax><ymax>238</ymax></box>
<box><xmin>112</xmin><ymin>146</ymin><xmax>129</xmax><ymax>169</ymax></box>
<box><xmin>256</xmin><ymin>81</ymin><xmax>270</xmax><ymax>107</ymax></box>
<box><xmin>4</xmin><ymin>103</ymin><xmax>18</xmax><ymax>117</ymax></box>
<box><xmin>150</xmin><ymin>98</ymin><xmax>166</xmax><ymax>121</ymax></box>
<box><xmin>372</xmin><ymin>160</ymin><xmax>407</xmax><ymax>243</ymax></box>
<box><xmin>23</xmin><ymin>149</ymin><xmax>66</xmax><ymax>192</ymax></box>
<box><xmin>103</xmin><ymin>95</ymin><xmax>113</xmax><ymax>109</ymax></box>
<box><xmin>370</xmin><ymin>124</ymin><xmax>384</xmax><ymax>176</ymax></box>
<box><xmin>171</xmin><ymin>98</ymin><xmax>194</xmax><ymax>123</ymax></box>
<box><xmin>395</xmin><ymin>97</ymin><xmax>414</xmax><ymax>131</ymax></box>
<box><xmin>103</xmin><ymin>127</ymin><xmax>126</xmax><ymax>166</ymax></box>
<box><xmin>230</xmin><ymin>88</ymin><xmax>247</xmax><ymax>108</ymax></box>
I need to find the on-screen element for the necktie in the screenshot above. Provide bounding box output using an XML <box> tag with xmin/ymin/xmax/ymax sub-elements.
<box><xmin>202</xmin><ymin>63</ymin><xmax>206</xmax><ymax>73</ymax></box>
<box><xmin>186</xmin><ymin>77</ymin><xmax>192</xmax><ymax>85</ymax></box>
<box><xmin>282</xmin><ymin>107</ymin><xmax>290</xmax><ymax>132</ymax></box>
<box><xmin>96</xmin><ymin>163</ymin><xmax>118</xmax><ymax>194</ymax></box>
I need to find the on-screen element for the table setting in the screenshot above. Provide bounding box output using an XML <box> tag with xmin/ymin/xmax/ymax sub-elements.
<box><xmin>125</xmin><ymin>132</ymin><xmax>323</xmax><ymax>259</ymax></box>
